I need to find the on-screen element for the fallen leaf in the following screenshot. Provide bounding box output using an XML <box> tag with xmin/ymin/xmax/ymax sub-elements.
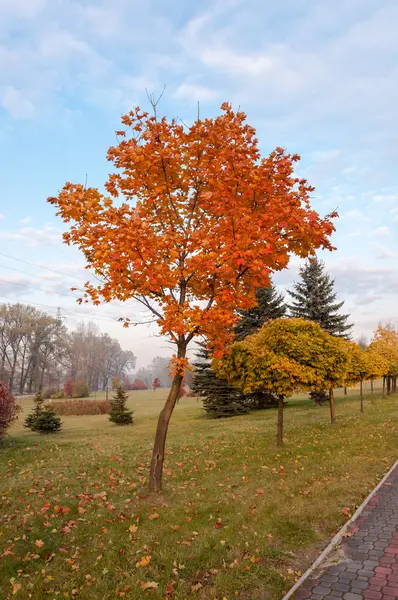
<box><xmin>148</xmin><ymin>513</ymin><xmax>159</xmax><ymax>521</ymax></box>
<box><xmin>191</xmin><ymin>583</ymin><xmax>203</xmax><ymax>592</ymax></box>
<box><xmin>140</xmin><ymin>581</ymin><xmax>158</xmax><ymax>591</ymax></box>
<box><xmin>136</xmin><ymin>555</ymin><xmax>151</xmax><ymax>568</ymax></box>
<box><xmin>256</xmin><ymin>488</ymin><xmax>264</xmax><ymax>495</ymax></box>
<box><xmin>12</xmin><ymin>583</ymin><xmax>22</xmax><ymax>595</ymax></box>
<box><xmin>250</xmin><ymin>555</ymin><xmax>260</xmax><ymax>563</ymax></box>
<box><xmin>129</xmin><ymin>524</ymin><xmax>138</xmax><ymax>534</ymax></box>
<box><xmin>35</xmin><ymin>540</ymin><xmax>44</xmax><ymax>548</ymax></box>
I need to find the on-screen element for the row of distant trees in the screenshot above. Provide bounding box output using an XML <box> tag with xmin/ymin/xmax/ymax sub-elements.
<box><xmin>0</xmin><ymin>304</ymin><xmax>136</xmax><ymax>395</ymax></box>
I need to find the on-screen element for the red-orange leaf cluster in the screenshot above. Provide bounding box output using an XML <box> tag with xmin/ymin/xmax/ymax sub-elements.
<box><xmin>48</xmin><ymin>103</ymin><xmax>336</xmax><ymax>358</ymax></box>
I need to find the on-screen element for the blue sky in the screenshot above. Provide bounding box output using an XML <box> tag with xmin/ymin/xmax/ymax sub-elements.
<box><xmin>0</xmin><ymin>0</ymin><xmax>397</xmax><ymax>366</ymax></box>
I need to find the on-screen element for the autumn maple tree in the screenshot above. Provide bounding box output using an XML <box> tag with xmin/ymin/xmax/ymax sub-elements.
<box><xmin>214</xmin><ymin>318</ymin><xmax>348</xmax><ymax>445</ymax></box>
<box><xmin>152</xmin><ymin>377</ymin><xmax>161</xmax><ymax>392</ymax></box>
<box><xmin>48</xmin><ymin>101</ymin><xmax>337</xmax><ymax>491</ymax></box>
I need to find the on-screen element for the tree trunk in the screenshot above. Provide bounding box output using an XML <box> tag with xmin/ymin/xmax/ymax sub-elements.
<box><xmin>8</xmin><ymin>354</ymin><xmax>18</xmax><ymax>393</ymax></box>
<box><xmin>276</xmin><ymin>394</ymin><xmax>284</xmax><ymax>447</ymax></box>
<box><xmin>344</xmin><ymin>386</ymin><xmax>347</xmax><ymax>396</ymax></box>
<box><xmin>149</xmin><ymin>371</ymin><xmax>184</xmax><ymax>492</ymax></box>
<box><xmin>360</xmin><ymin>380</ymin><xmax>364</xmax><ymax>413</ymax></box>
<box><xmin>39</xmin><ymin>365</ymin><xmax>46</xmax><ymax>391</ymax></box>
<box><xmin>382</xmin><ymin>376</ymin><xmax>386</xmax><ymax>398</ymax></box>
<box><xmin>387</xmin><ymin>376</ymin><xmax>391</xmax><ymax>396</ymax></box>
<box><xmin>329</xmin><ymin>388</ymin><xmax>336</xmax><ymax>424</ymax></box>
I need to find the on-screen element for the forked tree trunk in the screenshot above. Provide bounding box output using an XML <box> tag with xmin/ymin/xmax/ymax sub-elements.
<box><xmin>149</xmin><ymin>371</ymin><xmax>184</xmax><ymax>492</ymax></box>
<box><xmin>360</xmin><ymin>380</ymin><xmax>364</xmax><ymax>413</ymax></box>
<box><xmin>329</xmin><ymin>388</ymin><xmax>336</xmax><ymax>424</ymax></box>
<box><xmin>276</xmin><ymin>395</ymin><xmax>284</xmax><ymax>447</ymax></box>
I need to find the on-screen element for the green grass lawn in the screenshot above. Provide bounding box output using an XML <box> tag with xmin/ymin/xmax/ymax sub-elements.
<box><xmin>1</xmin><ymin>389</ymin><xmax>397</xmax><ymax>600</ymax></box>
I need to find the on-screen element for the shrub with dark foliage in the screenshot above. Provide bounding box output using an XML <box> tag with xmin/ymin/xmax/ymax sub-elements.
<box><xmin>0</xmin><ymin>382</ymin><xmax>20</xmax><ymax>439</ymax></box>
<box><xmin>109</xmin><ymin>387</ymin><xmax>134</xmax><ymax>425</ymax></box>
<box><xmin>25</xmin><ymin>391</ymin><xmax>62</xmax><ymax>434</ymax></box>
<box><xmin>192</xmin><ymin>346</ymin><xmax>249</xmax><ymax>418</ymax></box>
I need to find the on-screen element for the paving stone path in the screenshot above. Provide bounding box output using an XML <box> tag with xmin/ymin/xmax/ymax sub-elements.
<box><xmin>294</xmin><ymin>464</ymin><xmax>398</xmax><ymax>600</ymax></box>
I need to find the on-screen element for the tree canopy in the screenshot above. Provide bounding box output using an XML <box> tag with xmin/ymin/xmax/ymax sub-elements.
<box><xmin>48</xmin><ymin>102</ymin><xmax>337</xmax><ymax>491</ymax></box>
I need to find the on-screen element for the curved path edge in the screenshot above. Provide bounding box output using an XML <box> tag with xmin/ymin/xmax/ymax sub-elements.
<box><xmin>282</xmin><ymin>458</ymin><xmax>398</xmax><ymax>600</ymax></box>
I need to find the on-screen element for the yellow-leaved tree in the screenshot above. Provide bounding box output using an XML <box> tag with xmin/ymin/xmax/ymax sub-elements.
<box><xmin>344</xmin><ymin>344</ymin><xmax>386</xmax><ymax>412</ymax></box>
<box><xmin>214</xmin><ymin>318</ymin><xmax>348</xmax><ymax>446</ymax></box>
<box><xmin>368</xmin><ymin>323</ymin><xmax>398</xmax><ymax>396</ymax></box>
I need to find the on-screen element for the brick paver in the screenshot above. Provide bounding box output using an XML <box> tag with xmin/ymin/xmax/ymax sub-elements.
<box><xmin>293</xmin><ymin>465</ymin><xmax>398</xmax><ymax>600</ymax></box>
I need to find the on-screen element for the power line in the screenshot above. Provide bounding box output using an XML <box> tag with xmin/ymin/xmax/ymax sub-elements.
<box><xmin>0</xmin><ymin>295</ymin><xmax>118</xmax><ymax>323</ymax></box>
<box><xmin>0</xmin><ymin>276</ymin><xmax>80</xmax><ymax>299</ymax></box>
<box><xmin>0</xmin><ymin>263</ymin><xmax>87</xmax><ymax>293</ymax></box>
<box><xmin>0</xmin><ymin>252</ymin><xmax>91</xmax><ymax>284</ymax></box>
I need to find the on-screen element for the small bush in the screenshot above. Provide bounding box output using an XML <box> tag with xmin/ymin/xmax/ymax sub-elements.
<box><xmin>32</xmin><ymin>408</ymin><xmax>62</xmax><ymax>434</ymax></box>
<box><xmin>109</xmin><ymin>387</ymin><xmax>133</xmax><ymax>425</ymax></box>
<box><xmin>72</xmin><ymin>380</ymin><xmax>90</xmax><ymax>398</ymax></box>
<box><xmin>131</xmin><ymin>379</ymin><xmax>148</xmax><ymax>391</ymax></box>
<box><xmin>25</xmin><ymin>391</ymin><xmax>62</xmax><ymax>434</ymax></box>
<box><xmin>64</xmin><ymin>378</ymin><xmax>74</xmax><ymax>398</ymax></box>
<box><xmin>50</xmin><ymin>391</ymin><xmax>65</xmax><ymax>400</ymax></box>
<box><xmin>51</xmin><ymin>399</ymin><xmax>110</xmax><ymax>416</ymax></box>
<box><xmin>0</xmin><ymin>382</ymin><xmax>20</xmax><ymax>439</ymax></box>
<box><xmin>42</xmin><ymin>387</ymin><xmax>58</xmax><ymax>399</ymax></box>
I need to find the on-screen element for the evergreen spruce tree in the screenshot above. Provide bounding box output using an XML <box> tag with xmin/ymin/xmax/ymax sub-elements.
<box><xmin>235</xmin><ymin>283</ymin><xmax>286</xmax><ymax>409</ymax></box>
<box><xmin>109</xmin><ymin>386</ymin><xmax>134</xmax><ymax>425</ymax></box>
<box><xmin>288</xmin><ymin>259</ymin><xmax>352</xmax><ymax>337</ymax></box>
<box><xmin>288</xmin><ymin>258</ymin><xmax>353</xmax><ymax>404</ymax></box>
<box><xmin>25</xmin><ymin>391</ymin><xmax>62</xmax><ymax>434</ymax></box>
<box><xmin>24</xmin><ymin>390</ymin><xmax>45</xmax><ymax>430</ymax></box>
<box><xmin>235</xmin><ymin>285</ymin><xmax>287</xmax><ymax>340</ymax></box>
<box><xmin>192</xmin><ymin>345</ymin><xmax>249</xmax><ymax>418</ymax></box>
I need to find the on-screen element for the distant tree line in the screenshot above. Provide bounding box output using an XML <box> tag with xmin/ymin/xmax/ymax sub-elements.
<box><xmin>0</xmin><ymin>303</ymin><xmax>136</xmax><ymax>395</ymax></box>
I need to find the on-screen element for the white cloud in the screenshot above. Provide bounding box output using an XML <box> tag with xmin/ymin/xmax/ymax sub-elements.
<box><xmin>311</xmin><ymin>149</ymin><xmax>342</xmax><ymax>163</ymax></box>
<box><xmin>0</xmin><ymin>213</ymin><xmax>5</xmax><ymax>221</ymax></box>
<box><xmin>372</xmin><ymin>193</ymin><xmax>398</xmax><ymax>203</ymax></box>
<box><xmin>370</xmin><ymin>243</ymin><xmax>397</xmax><ymax>260</ymax></box>
<box><xmin>373</xmin><ymin>226</ymin><xmax>390</xmax><ymax>237</ymax></box>
<box><xmin>341</xmin><ymin>209</ymin><xmax>369</xmax><ymax>222</ymax></box>
<box><xmin>174</xmin><ymin>83</ymin><xmax>218</xmax><ymax>102</ymax></box>
<box><xmin>1</xmin><ymin>224</ymin><xmax>63</xmax><ymax>248</ymax></box>
<box><xmin>19</xmin><ymin>216</ymin><xmax>32</xmax><ymax>225</ymax></box>
<box><xmin>0</xmin><ymin>0</ymin><xmax>46</xmax><ymax>19</ymax></box>
<box><xmin>0</xmin><ymin>86</ymin><xmax>35</xmax><ymax>119</ymax></box>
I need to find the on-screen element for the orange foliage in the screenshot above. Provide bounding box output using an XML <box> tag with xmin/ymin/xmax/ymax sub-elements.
<box><xmin>48</xmin><ymin>103</ymin><xmax>336</xmax><ymax>358</ymax></box>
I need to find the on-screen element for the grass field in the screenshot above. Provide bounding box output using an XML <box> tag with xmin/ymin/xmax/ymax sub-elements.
<box><xmin>1</xmin><ymin>388</ymin><xmax>397</xmax><ymax>600</ymax></box>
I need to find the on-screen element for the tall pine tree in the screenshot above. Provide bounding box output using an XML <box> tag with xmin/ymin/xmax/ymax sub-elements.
<box><xmin>192</xmin><ymin>345</ymin><xmax>249</xmax><ymax>418</ymax></box>
<box><xmin>288</xmin><ymin>259</ymin><xmax>352</xmax><ymax>338</ymax></box>
<box><xmin>288</xmin><ymin>258</ymin><xmax>352</xmax><ymax>404</ymax></box>
<box><xmin>235</xmin><ymin>285</ymin><xmax>287</xmax><ymax>340</ymax></box>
